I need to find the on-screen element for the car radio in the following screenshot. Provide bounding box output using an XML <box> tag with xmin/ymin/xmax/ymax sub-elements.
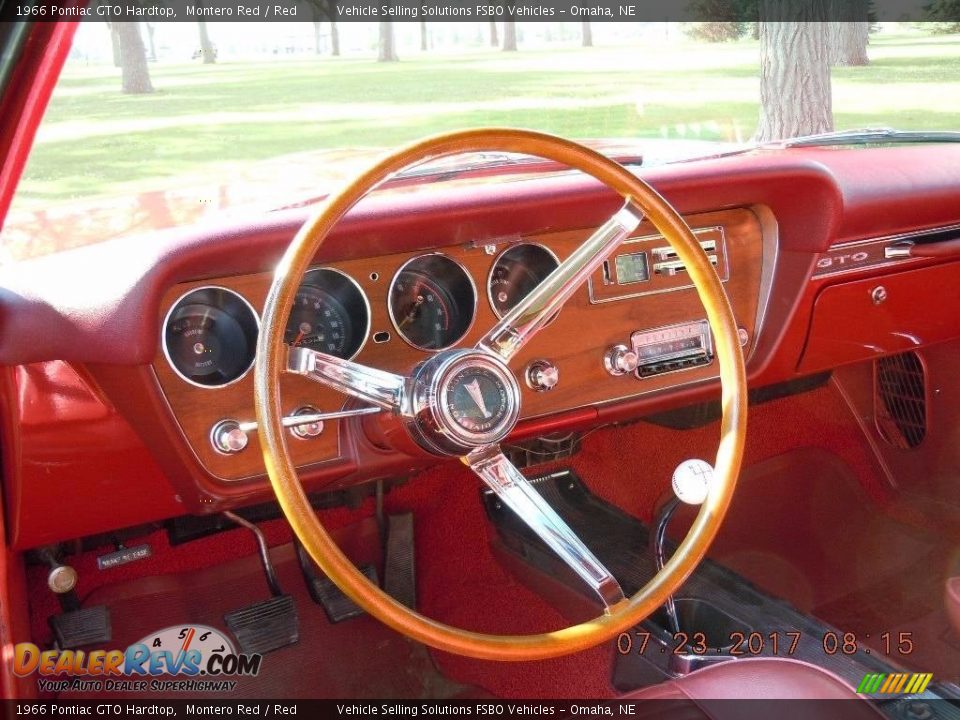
<box><xmin>630</xmin><ymin>320</ymin><xmax>714</xmax><ymax>378</ymax></box>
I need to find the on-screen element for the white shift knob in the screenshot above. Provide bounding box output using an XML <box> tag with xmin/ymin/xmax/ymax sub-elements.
<box><xmin>672</xmin><ymin>459</ymin><xmax>714</xmax><ymax>505</ymax></box>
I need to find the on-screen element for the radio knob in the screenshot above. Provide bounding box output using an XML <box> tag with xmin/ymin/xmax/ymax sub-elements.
<box><xmin>526</xmin><ymin>361</ymin><xmax>559</xmax><ymax>392</ymax></box>
<box><xmin>604</xmin><ymin>344</ymin><xmax>639</xmax><ymax>376</ymax></box>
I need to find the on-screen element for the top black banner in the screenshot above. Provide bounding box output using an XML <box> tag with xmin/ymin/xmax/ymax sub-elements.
<box><xmin>0</xmin><ymin>0</ymin><xmax>955</xmax><ymax>23</ymax></box>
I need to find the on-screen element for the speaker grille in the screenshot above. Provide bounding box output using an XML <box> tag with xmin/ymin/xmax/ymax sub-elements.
<box><xmin>875</xmin><ymin>352</ymin><xmax>926</xmax><ymax>449</ymax></box>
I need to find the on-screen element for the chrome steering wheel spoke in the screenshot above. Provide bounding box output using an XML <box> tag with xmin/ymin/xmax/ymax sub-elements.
<box><xmin>465</xmin><ymin>445</ymin><xmax>625</xmax><ymax>609</ymax></box>
<box><xmin>477</xmin><ymin>199</ymin><xmax>643</xmax><ymax>363</ymax></box>
<box><xmin>287</xmin><ymin>345</ymin><xmax>411</xmax><ymax>416</ymax></box>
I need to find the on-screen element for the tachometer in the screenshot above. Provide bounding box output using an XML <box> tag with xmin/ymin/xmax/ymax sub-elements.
<box><xmin>163</xmin><ymin>287</ymin><xmax>259</xmax><ymax>388</ymax></box>
<box><xmin>488</xmin><ymin>243</ymin><xmax>560</xmax><ymax>318</ymax></box>
<box><xmin>285</xmin><ymin>268</ymin><xmax>369</xmax><ymax>359</ymax></box>
<box><xmin>389</xmin><ymin>254</ymin><xmax>476</xmax><ymax>351</ymax></box>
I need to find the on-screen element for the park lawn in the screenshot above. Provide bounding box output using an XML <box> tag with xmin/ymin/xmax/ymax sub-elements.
<box><xmin>12</xmin><ymin>31</ymin><xmax>960</xmax><ymax>206</ymax></box>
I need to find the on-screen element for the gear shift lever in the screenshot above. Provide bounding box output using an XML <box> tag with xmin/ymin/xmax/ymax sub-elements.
<box><xmin>651</xmin><ymin>459</ymin><xmax>715</xmax><ymax>636</ymax></box>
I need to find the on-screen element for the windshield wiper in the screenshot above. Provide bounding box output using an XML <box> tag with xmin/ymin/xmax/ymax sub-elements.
<box><xmin>766</xmin><ymin>127</ymin><xmax>960</xmax><ymax>149</ymax></box>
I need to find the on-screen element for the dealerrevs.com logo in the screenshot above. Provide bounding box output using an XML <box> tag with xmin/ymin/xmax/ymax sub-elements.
<box><xmin>14</xmin><ymin>624</ymin><xmax>262</xmax><ymax>694</ymax></box>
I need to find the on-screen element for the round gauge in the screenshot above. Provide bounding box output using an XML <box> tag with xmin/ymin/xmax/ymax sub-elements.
<box><xmin>389</xmin><ymin>254</ymin><xmax>476</xmax><ymax>351</ymax></box>
<box><xmin>163</xmin><ymin>287</ymin><xmax>259</xmax><ymax>388</ymax></box>
<box><xmin>285</xmin><ymin>268</ymin><xmax>369</xmax><ymax>359</ymax></box>
<box><xmin>488</xmin><ymin>243</ymin><xmax>560</xmax><ymax>318</ymax></box>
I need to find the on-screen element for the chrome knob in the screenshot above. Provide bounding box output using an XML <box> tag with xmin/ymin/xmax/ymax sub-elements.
<box><xmin>211</xmin><ymin>420</ymin><xmax>248</xmax><ymax>454</ymax></box>
<box><xmin>526</xmin><ymin>360</ymin><xmax>559</xmax><ymax>392</ymax></box>
<box><xmin>604</xmin><ymin>344</ymin><xmax>639</xmax><ymax>376</ymax></box>
<box><xmin>47</xmin><ymin>564</ymin><xmax>78</xmax><ymax>594</ymax></box>
<box><xmin>289</xmin><ymin>406</ymin><xmax>324</xmax><ymax>439</ymax></box>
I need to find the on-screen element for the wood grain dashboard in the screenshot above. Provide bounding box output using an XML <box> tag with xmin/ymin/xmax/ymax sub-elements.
<box><xmin>153</xmin><ymin>207</ymin><xmax>765</xmax><ymax>482</ymax></box>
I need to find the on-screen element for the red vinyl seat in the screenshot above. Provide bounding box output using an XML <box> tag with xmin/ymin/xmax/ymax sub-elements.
<box><xmin>622</xmin><ymin>658</ymin><xmax>881</xmax><ymax>719</ymax></box>
<box><xmin>947</xmin><ymin>577</ymin><xmax>960</xmax><ymax>636</ymax></box>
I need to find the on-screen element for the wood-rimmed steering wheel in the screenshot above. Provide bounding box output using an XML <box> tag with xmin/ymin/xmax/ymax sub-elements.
<box><xmin>253</xmin><ymin>128</ymin><xmax>747</xmax><ymax>661</ymax></box>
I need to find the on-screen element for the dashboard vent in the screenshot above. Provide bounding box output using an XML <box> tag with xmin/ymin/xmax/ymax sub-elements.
<box><xmin>875</xmin><ymin>352</ymin><xmax>927</xmax><ymax>449</ymax></box>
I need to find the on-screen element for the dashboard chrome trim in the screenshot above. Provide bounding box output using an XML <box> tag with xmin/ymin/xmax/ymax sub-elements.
<box><xmin>812</xmin><ymin>222</ymin><xmax>960</xmax><ymax>279</ymax></box>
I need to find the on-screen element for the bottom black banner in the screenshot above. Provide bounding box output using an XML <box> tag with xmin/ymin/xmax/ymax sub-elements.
<box><xmin>3</xmin><ymin>700</ymin><xmax>958</xmax><ymax>720</ymax></box>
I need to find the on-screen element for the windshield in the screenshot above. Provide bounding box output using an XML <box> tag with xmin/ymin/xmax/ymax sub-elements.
<box><xmin>3</xmin><ymin>20</ymin><xmax>959</xmax><ymax>263</ymax></box>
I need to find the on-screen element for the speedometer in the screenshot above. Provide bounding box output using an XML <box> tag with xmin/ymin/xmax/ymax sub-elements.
<box><xmin>488</xmin><ymin>243</ymin><xmax>560</xmax><ymax>318</ymax></box>
<box><xmin>285</xmin><ymin>268</ymin><xmax>369</xmax><ymax>359</ymax></box>
<box><xmin>389</xmin><ymin>254</ymin><xmax>476</xmax><ymax>351</ymax></box>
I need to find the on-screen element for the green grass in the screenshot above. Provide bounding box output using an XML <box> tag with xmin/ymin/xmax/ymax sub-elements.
<box><xmin>13</xmin><ymin>32</ymin><xmax>960</xmax><ymax>205</ymax></box>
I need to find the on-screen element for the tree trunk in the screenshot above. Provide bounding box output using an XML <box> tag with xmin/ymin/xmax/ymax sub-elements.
<box><xmin>582</xmin><ymin>21</ymin><xmax>593</xmax><ymax>47</ymax></box>
<box><xmin>197</xmin><ymin>21</ymin><xmax>216</xmax><ymax>64</ymax></box>
<box><xmin>489</xmin><ymin>21</ymin><xmax>499</xmax><ymax>47</ymax></box>
<box><xmin>827</xmin><ymin>0</ymin><xmax>869</xmax><ymax>66</ymax></box>
<box><xmin>378</xmin><ymin>21</ymin><xmax>398</xmax><ymax>62</ymax></box>
<box><xmin>313</xmin><ymin>21</ymin><xmax>322</xmax><ymax>55</ymax></box>
<box><xmin>116</xmin><ymin>22</ymin><xmax>153</xmax><ymax>94</ymax></box>
<box><xmin>503</xmin><ymin>20</ymin><xmax>517</xmax><ymax>51</ymax></box>
<box><xmin>145</xmin><ymin>23</ymin><xmax>157</xmax><ymax>61</ymax></box>
<box><xmin>330</xmin><ymin>21</ymin><xmax>340</xmax><ymax>56</ymax></box>
<box><xmin>108</xmin><ymin>23</ymin><xmax>122</xmax><ymax>68</ymax></box>
<box><xmin>829</xmin><ymin>21</ymin><xmax>869</xmax><ymax>65</ymax></box>
<box><xmin>420</xmin><ymin>20</ymin><xmax>428</xmax><ymax>51</ymax></box>
<box><xmin>756</xmin><ymin>15</ymin><xmax>832</xmax><ymax>142</ymax></box>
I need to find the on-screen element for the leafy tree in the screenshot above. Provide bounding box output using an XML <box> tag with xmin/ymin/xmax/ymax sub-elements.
<box><xmin>686</xmin><ymin>0</ymin><xmax>757</xmax><ymax>39</ymax></box>
<box><xmin>924</xmin><ymin>0</ymin><xmax>960</xmax><ymax>31</ymax></box>
<box><xmin>686</xmin><ymin>22</ymin><xmax>748</xmax><ymax>41</ymax></box>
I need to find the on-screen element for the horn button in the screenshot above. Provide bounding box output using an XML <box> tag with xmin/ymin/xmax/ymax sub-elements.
<box><xmin>408</xmin><ymin>350</ymin><xmax>522</xmax><ymax>456</ymax></box>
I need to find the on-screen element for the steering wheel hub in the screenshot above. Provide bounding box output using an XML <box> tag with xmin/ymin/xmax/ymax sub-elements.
<box><xmin>409</xmin><ymin>350</ymin><xmax>521</xmax><ymax>456</ymax></box>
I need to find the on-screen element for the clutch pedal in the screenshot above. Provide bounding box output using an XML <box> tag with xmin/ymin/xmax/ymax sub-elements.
<box><xmin>50</xmin><ymin>606</ymin><xmax>111</xmax><ymax>650</ymax></box>
<box><xmin>222</xmin><ymin>512</ymin><xmax>299</xmax><ymax>654</ymax></box>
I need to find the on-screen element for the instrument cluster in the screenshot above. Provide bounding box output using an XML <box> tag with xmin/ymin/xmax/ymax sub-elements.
<box><xmin>162</xmin><ymin>243</ymin><xmax>559</xmax><ymax>386</ymax></box>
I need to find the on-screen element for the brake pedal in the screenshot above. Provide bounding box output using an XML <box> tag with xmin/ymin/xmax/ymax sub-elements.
<box><xmin>221</xmin><ymin>512</ymin><xmax>299</xmax><ymax>654</ymax></box>
<box><xmin>50</xmin><ymin>606</ymin><xmax>111</xmax><ymax>649</ymax></box>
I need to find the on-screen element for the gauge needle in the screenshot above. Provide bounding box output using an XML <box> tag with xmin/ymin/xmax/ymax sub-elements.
<box><xmin>291</xmin><ymin>329</ymin><xmax>306</xmax><ymax>346</ymax></box>
<box><xmin>464</xmin><ymin>379</ymin><xmax>492</xmax><ymax>419</ymax></box>
<box><xmin>398</xmin><ymin>295</ymin><xmax>425</xmax><ymax>329</ymax></box>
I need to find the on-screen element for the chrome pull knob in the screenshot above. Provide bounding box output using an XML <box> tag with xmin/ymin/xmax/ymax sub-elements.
<box><xmin>289</xmin><ymin>406</ymin><xmax>324</xmax><ymax>439</ymax></box>
<box><xmin>211</xmin><ymin>420</ymin><xmax>249</xmax><ymax>454</ymax></box>
<box><xmin>526</xmin><ymin>360</ymin><xmax>559</xmax><ymax>392</ymax></box>
<box><xmin>604</xmin><ymin>344</ymin><xmax>639</xmax><ymax>376</ymax></box>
